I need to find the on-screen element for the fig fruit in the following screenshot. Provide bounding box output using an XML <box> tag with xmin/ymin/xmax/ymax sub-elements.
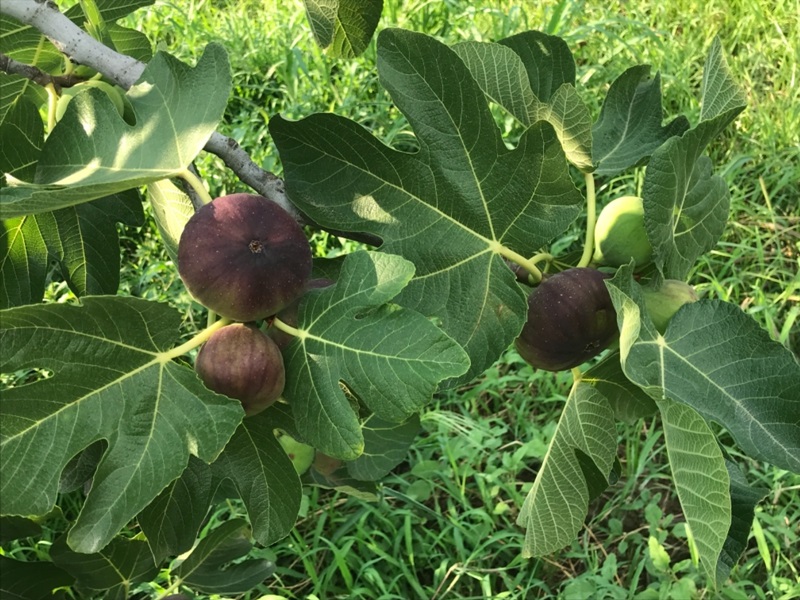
<box><xmin>642</xmin><ymin>280</ymin><xmax>699</xmax><ymax>333</ymax></box>
<box><xmin>312</xmin><ymin>452</ymin><xmax>344</xmax><ymax>477</ymax></box>
<box><xmin>593</xmin><ymin>195</ymin><xmax>653</xmax><ymax>268</ymax></box>
<box><xmin>515</xmin><ymin>268</ymin><xmax>618</xmax><ymax>371</ymax></box>
<box><xmin>195</xmin><ymin>323</ymin><xmax>285</xmax><ymax>416</ymax></box>
<box><xmin>55</xmin><ymin>80</ymin><xmax>126</xmax><ymax>121</ymax></box>
<box><xmin>178</xmin><ymin>194</ymin><xmax>312</xmax><ymax>322</ymax></box>
<box><xmin>270</xmin><ymin>278</ymin><xmax>335</xmax><ymax>349</ymax></box>
<box><xmin>277</xmin><ymin>433</ymin><xmax>315</xmax><ymax>474</ymax></box>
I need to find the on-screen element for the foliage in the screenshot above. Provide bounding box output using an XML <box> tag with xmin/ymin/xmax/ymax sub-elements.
<box><xmin>1</xmin><ymin>0</ymin><xmax>798</xmax><ymax>597</ymax></box>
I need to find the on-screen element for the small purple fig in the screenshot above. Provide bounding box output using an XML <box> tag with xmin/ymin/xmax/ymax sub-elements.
<box><xmin>195</xmin><ymin>323</ymin><xmax>285</xmax><ymax>416</ymax></box>
<box><xmin>515</xmin><ymin>268</ymin><xmax>618</xmax><ymax>371</ymax></box>
<box><xmin>178</xmin><ymin>194</ymin><xmax>312</xmax><ymax>322</ymax></box>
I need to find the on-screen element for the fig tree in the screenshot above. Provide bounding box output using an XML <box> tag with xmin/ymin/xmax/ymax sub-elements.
<box><xmin>593</xmin><ymin>195</ymin><xmax>653</xmax><ymax>268</ymax></box>
<box><xmin>515</xmin><ymin>268</ymin><xmax>618</xmax><ymax>371</ymax></box>
<box><xmin>195</xmin><ymin>323</ymin><xmax>285</xmax><ymax>416</ymax></box>
<box><xmin>642</xmin><ymin>280</ymin><xmax>699</xmax><ymax>333</ymax></box>
<box><xmin>178</xmin><ymin>194</ymin><xmax>312</xmax><ymax>322</ymax></box>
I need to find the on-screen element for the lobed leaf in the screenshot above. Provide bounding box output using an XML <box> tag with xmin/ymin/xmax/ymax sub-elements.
<box><xmin>271</xmin><ymin>29</ymin><xmax>583</xmax><ymax>383</ymax></box>
<box><xmin>303</xmin><ymin>0</ymin><xmax>383</xmax><ymax>58</ymax></box>
<box><xmin>280</xmin><ymin>251</ymin><xmax>470</xmax><ymax>459</ymax></box>
<box><xmin>0</xmin><ymin>297</ymin><xmax>243</xmax><ymax>553</ymax></box>
<box><xmin>347</xmin><ymin>414</ymin><xmax>420</xmax><ymax>481</ymax></box>
<box><xmin>0</xmin><ymin>44</ymin><xmax>231</xmax><ymax>218</ymax></box>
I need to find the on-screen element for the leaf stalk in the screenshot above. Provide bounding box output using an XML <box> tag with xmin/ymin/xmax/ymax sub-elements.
<box><xmin>576</xmin><ymin>172</ymin><xmax>597</xmax><ymax>268</ymax></box>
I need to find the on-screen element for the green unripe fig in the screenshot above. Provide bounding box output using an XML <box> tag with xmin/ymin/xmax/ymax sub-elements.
<box><xmin>593</xmin><ymin>195</ymin><xmax>653</xmax><ymax>268</ymax></box>
<box><xmin>642</xmin><ymin>280</ymin><xmax>699</xmax><ymax>333</ymax></box>
<box><xmin>55</xmin><ymin>80</ymin><xmax>126</xmax><ymax>121</ymax></box>
<box><xmin>515</xmin><ymin>268</ymin><xmax>618</xmax><ymax>372</ymax></box>
<box><xmin>277</xmin><ymin>434</ymin><xmax>315</xmax><ymax>474</ymax></box>
<box><xmin>178</xmin><ymin>194</ymin><xmax>312</xmax><ymax>322</ymax></box>
<box><xmin>195</xmin><ymin>323</ymin><xmax>285</xmax><ymax>416</ymax></box>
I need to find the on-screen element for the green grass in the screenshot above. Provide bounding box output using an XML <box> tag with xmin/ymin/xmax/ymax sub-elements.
<box><xmin>13</xmin><ymin>0</ymin><xmax>798</xmax><ymax>597</ymax></box>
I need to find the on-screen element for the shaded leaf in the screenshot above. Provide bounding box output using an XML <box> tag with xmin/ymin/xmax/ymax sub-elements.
<box><xmin>271</xmin><ymin>30</ymin><xmax>583</xmax><ymax>383</ymax></box>
<box><xmin>0</xmin><ymin>515</ymin><xmax>42</xmax><ymax>543</ymax></box>
<box><xmin>453</xmin><ymin>40</ymin><xmax>592</xmax><ymax>170</ymax></box>
<box><xmin>51</xmin><ymin>535</ymin><xmax>157</xmax><ymax>600</ymax></box>
<box><xmin>303</xmin><ymin>0</ymin><xmax>383</xmax><ymax>58</ymax></box>
<box><xmin>0</xmin><ymin>215</ymin><xmax>48</xmax><ymax>309</ymax></box>
<box><xmin>138</xmin><ymin>456</ymin><xmax>214</xmax><ymax>562</ymax></box>
<box><xmin>0</xmin><ymin>83</ymin><xmax>44</xmax><ymax>183</ymax></box>
<box><xmin>147</xmin><ymin>178</ymin><xmax>194</xmax><ymax>263</ymax></box>
<box><xmin>210</xmin><ymin>410</ymin><xmax>303</xmax><ymax>547</ymax></box>
<box><xmin>280</xmin><ymin>251</ymin><xmax>469</xmax><ymax>460</ymax></box>
<box><xmin>347</xmin><ymin>414</ymin><xmax>420</xmax><ymax>481</ymax></box>
<box><xmin>0</xmin><ymin>16</ymin><xmax>64</xmax><ymax>73</ymax></box>
<box><xmin>606</xmin><ymin>268</ymin><xmax>800</xmax><ymax>474</ymax></box>
<box><xmin>517</xmin><ymin>381</ymin><xmax>617</xmax><ymax>557</ymax></box>
<box><xmin>592</xmin><ymin>65</ymin><xmax>689</xmax><ymax>176</ymax></box>
<box><xmin>0</xmin><ymin>44</ymin><xmax>231</xmax><ymax>218</ymax></box>
<box><xmin>59</xmin><ymin>440</ymin><xmax>105</xmax><ymax>493</ymax></box>
<box><xmin>108</xmin><ymin>22</ymin><xmax>153</xmax><ymax>62</ymax></box>
<box><xmin>0</xmin><ymin>297</ymin><xmax>243</xmax><ymax>552</ymax></box>
<box><xmin>582</xmin><ymin>350</ymin><xmax>657</xmax><ymax>423</ymax></box>
<box><xmin>659</xmin><ymin>398</ymin><xmax>730</xmax><ymax>584</ymax></box>
<box><xmin>498</xmin><ymin>30</ymin><xmax>575</xmax><ymax>101</ymax></box>
<box><xmin>176</xmin><ymin>519</ymin><xmax>274</xmax><ymax>594</ymax></box>
<box><xmin>0</xmin><ymin>555</ymin><xmax>73</xmax><ymax>599</ymax></box>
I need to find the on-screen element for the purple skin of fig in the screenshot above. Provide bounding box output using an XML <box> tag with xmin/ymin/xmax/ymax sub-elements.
<box><xmin>178</xmin><ymin>194</ymin><xmax>312</xmax><ymax>322</ymax></box>
<box><xmin>515</xmin><ymin>268</ymin><xmax>618</xmax><ymax>372</ymax></box>
<box><xmin>270</xmin><ymin>278</ymin><xmax>335</xmax><ymax>349</ymax></box>
<box><xmin>195</xmin><ymin>323</ymin><xmax>285</xmax><ymax>416</ymax></box>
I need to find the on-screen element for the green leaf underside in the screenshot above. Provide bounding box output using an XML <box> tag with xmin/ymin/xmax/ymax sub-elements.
<box><xmin>0</xmin><ymin>16</ymin><xmax>64</xmax><ymax>74</ymax></box>
<box><xmin>281</xmin><ymin>251</ymin><xmax>469</xmax><ymax>459</ymax></box>
<box><xmin>138</xmin><ymin>456</ymin><xmax>214</xmax><ymax>563</ymax></box>
<box><xmin>582</xmin><ymin>351</ymin><xmax>657</xmax><ymax>423</ymax></box>
<box><xmin>147</xmin><ymin>178</ymin><xmax>194</xmax><ymax>262</ymax></box>
<box><xmin>0</xmin><ymin>86</ymin><xmax>44</xmax><ymax>183</ymax></box>
<box><xmin>51</xmin><ymin>536</ymin><xmax>158</xmax><ymax>599</ymax></box>
<box><xmin>210</xmin><ymin>410</ymin><xmax>303</xmax><ymax>546</ymax></box>
<box><xmin>0</xmin><ymin>297</ymin><xmax>243</xmax><ymax>553</ymax></box>
<box><xmin>659</xmin><ymin>398</ymin><xmax>730</xmax><ymax>584</ymax></box>
<box><xmin>592</xmin><ymin>65</ymin><xmax>690</xmax><ymax>176</ymax></box>
<box><xmin>607</xmin><ymin>270</ymin><xmax>800</xmax><ymax>474</ymax></box>
<box><xmin>517</xmin><ymin>381</ymin><xmax>616</xmax><ymax>557</ymax></box>
<box><xmin>643</xmin><ymin>38</ymin><xmax>746</xmax><ymax>281</ymax></box>
<box><xmin>304</xmin><ymin>0</ymin><xmax>383</xmax><ymax>58</ymax></box>
<box><xmin>347</xmin><ymin>414</ymin><xmax>420</xmax><ymax>481</ymax></box>
<box><xmin>271</xmin><ymin>29</ymin><xmax>583</xmax><ymax>383</ymax></box>
<box><xmin>0</xmin><ymin>555</ymin><xmax>73</xmax><ymax>599</ymax></box>
<box><xmin>0</xmin><ymin>44</ymin><xmax>231</xmax><ymax>219</ymax></box>
<box><xmin>176</xmin><ymin>519</ymin><xmax>274</xmax><ymax>594</ymax></box>
<box><xmin>453</xmin><ymin>38</ymin><xmax>593</xmax><ymax>171</ymax></box>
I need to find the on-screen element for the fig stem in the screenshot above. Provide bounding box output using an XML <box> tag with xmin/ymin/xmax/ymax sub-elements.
<box><xmin>496</xmin><ymin>245</ymin><xmax>543</xmax><ymax>283</ymax></box>
<box><xmin>576</xmin><ymin>172</ymin><xmax>597</xmax><ymax>268</ymax></box>
<box><xmin>272</xmin><ymin>316</ymin><xmax>303</xmax><ymax>339</ymax></box>
<box><xmin>206</xmin><ymin>309</ymin><xmax>217</xmax><ymax>328</ymax></box>
<box><xmin>160</xmin><ymin>317</ymin><xmax>230</xmax><ymax>362</ymax></box>
<box><xmin>178</xmin><ymin>168</ymin><xmax>213</xmax><ymax>206</ymax></box>
<box><xmin>44</xmin><ymin>82</ymin><xmax>57</xmax><ymax>133</ymax></box>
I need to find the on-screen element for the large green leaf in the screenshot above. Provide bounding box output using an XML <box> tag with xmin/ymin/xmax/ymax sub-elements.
<box><xmin>347</xmin><ymin>414</ymin><xmax>420</xmax><ymax>481</ymax></box>
<box><xmin>658</xmin><ymin>398</ymin><xmax>730</xmax><ymax>584</ymax></box>
<box><xmin>271</xmin><ymin>29</ymin><xmax>583</xmax><ymax>383</ymax></box>
<box><xmin>175</xmin><ymin>519</ymin><xmax>275</xmax><ymax>594</ymax></box>
<box><xmin>0</xmin><ymin>44</ymin><xmax>231</xmax><ymax>218</ymax></box>
<box><xmin>592</xmin><ymin>65</ymin><xmax>689</xmax><ymax>176</ymax></box>
<box><xmin>303</xmin><ymin>0</ymin><xmax>383</xmax><ymax>58</ymax></box>
<box><xmin>0</xmin><ymin>555</ymin><xmax>73</xmax><ymax>599</ymax></box>
<box><xmin>50</xmin><ymin>536</ymin><xmax>158</xmax><ymax>600</ymax></box>
<box><xmin>210</xmin><ymin>409</ymin><xmax>303</xmax><ymax>547</ymax></box>
<box><xmin>138</xmin><ymin>456</ymin><xmax>214</xmax><ymax>563</ymax></box>
<box><xmin>582</xmin><ymin>350</ymin><xmax>657</xmax><ymax>423</ymax></box>
<box><xmin>280</xmin><ymin>251</ymin><xmax>470</xmax><ymax>460</ymax></box>
<box><xmin>643</xmin><ymin>38</ymin><xmax>746</xmax><ymax>281</ymax></box>
<box><xmin>453</xmin><ymin>40</ymin><xmax>593</xmax><ymax>171</ymax></box>
<box><xmin>146</xmin><ymin>178</ymin><xmax>194</xmax><ymax>263</ymax></box>
<box><xmin>606</xmin><ymin>268</ymin><xmax>800</xmax><ymax>474</ymax></box>
<box><xmin>516</xmin><ymin>381</ymin><xmax>617</xmax><ymax>557</ymax></box>
<box><xmin>0</xmin><ymin>297</ymin><xmax>243</xmax><ymax>553</ymax></box>
<box><xmin>0</xmin><ymin>16</ymin><xmax>64</xmax><ymax>73</ymax></box>
<box><xmin>0</xmin><ymin>78</ymin><xmax>44</xmax><ymax>183</ymax></box>
<box><xmin>0</xmin><ymin>214</ymin><xmax>48</xmax><ymax>308</ymax></box>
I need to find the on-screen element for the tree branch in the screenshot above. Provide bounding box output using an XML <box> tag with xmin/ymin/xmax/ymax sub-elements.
<box><xmin>0</xmin><ymin>52</ymin><xmax>85</xmax><ymax>89</ymax></box>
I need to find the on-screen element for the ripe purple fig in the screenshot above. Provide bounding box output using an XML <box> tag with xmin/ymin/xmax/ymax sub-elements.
<box><xmin>270</xmin><ymin>278</ymin><xmax>335</xmax><ymax>349</ymax></box>
<box><xmin>515</xmin><ymin>268</ymin><xmax>618</xmax><ymax>371</ymax></box>
<box><xmin>195</xmin><ymin>323</ymin><xmax>285</xmax><ymax>416</ymax></box>
<box><xmin>178</xmin><ymin>194</ymin><xmax>312</xmax><ymax>322</ymax></box>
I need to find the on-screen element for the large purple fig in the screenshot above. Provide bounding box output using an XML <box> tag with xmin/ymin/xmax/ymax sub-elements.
<box><xmin>178</xmin><ymin>194</ymin><xmax>312</xmax><ymax>322</ymax></box>
<box><xmin>515</xmin><ymin>268</ymin><xmax>618</xmax><ymax>371</ymax></box>
<box><xmin>195</xmin><ymin>323</ymin><xmax>285</xmax><ymax>416</ymax></box>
